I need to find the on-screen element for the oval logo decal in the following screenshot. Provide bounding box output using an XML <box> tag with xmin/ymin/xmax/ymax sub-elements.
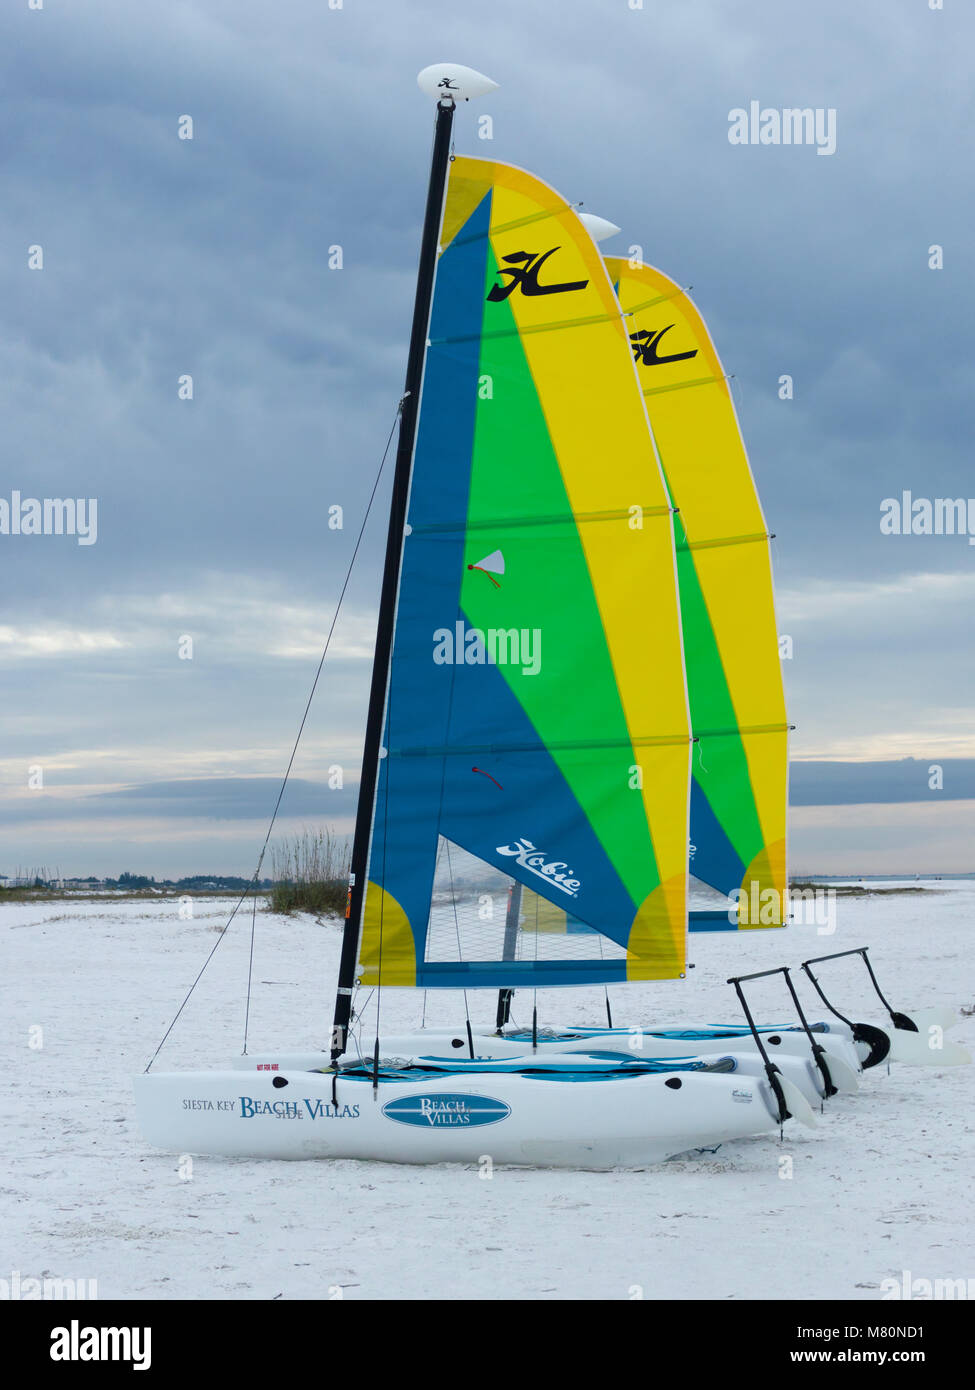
<box><xmin>382</xmin><ymin>1092</ymin><xmax>510</xmax><ymax>1128</ymax></box>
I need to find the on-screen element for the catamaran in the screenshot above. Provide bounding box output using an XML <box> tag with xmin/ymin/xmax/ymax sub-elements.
<box><xmin>135</xmin><ymin>65</ymin><xmax>965</xmax><ymax>1168</ymax></box>
<box><xmin>134</xmin><ymin>65</ymin><xmax>834</xmax><ymax>1166</ymax></box>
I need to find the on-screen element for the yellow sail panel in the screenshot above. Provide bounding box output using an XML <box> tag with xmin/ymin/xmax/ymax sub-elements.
<box><xmin>358</xmin><ymin>883</ymin><xmax>417</xmax><ymax>986</ymax></box>
<box><xmin>606</xmin><ymin>257</ymin><xmax>788</xmax><ymax>923</ymax></box>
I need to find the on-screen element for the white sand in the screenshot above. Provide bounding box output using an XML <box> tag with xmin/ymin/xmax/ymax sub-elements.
<box><xmin>2</xmin><ymin>881</ymin><xmax>972</xmax><ymax>1300</ymax></box>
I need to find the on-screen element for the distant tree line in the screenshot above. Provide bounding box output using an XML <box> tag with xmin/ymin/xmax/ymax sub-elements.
<box><xmin>3</xmin><ymin>830</ymin><xmax>347</xmax><ymax>915</ymax></box>
<box><xmin>0</xmin><ymin>871</ymin><xmax>273</xmax><ymax>891</ymax></box>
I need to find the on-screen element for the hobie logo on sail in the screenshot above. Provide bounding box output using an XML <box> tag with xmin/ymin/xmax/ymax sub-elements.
<box><xmin>630</xmin><ymin>326</ymin><xmax>698</xmax><ymax>368</ymax></box>
<box><xmin>382</xmin><ymin>1094</ymin><xmax>510</xmax><ymax>1128</ymax></box>
<box><xmin>487</xmin><ymin>248</ymin><xmax>588</xmax><ymax>302</ymax></box>
<box><xmin>496</xmin><ymin>838</ymin><xmax>581</xmax><ymax>897</ymax></box>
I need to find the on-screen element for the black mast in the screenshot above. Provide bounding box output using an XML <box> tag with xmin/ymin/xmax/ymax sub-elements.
<box><xmin>495</xmin><ymin>880</ymin><xmax>523</xmax><ymax>1031</ymax></box>
<box><xmin>330</xmin><ymin>95</ymin><xmax>456</xmax><ymax>1063</ymax></box>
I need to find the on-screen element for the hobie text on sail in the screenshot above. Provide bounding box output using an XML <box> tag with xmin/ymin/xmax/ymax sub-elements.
<box><xmin>496</xmin><ymin>837</ymin><xmax>581</xmax><ymax>896</ymax></box>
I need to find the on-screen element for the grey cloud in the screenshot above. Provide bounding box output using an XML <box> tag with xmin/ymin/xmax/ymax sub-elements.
<box><xmin>2</xmin><ymin>0</ymin><xmax>973</xmax><ymax>874</ymax></box>
<box><xmin>790</xmin><ymin>758</ymin><xmax>973</xmax><ymax>806</ymax></box>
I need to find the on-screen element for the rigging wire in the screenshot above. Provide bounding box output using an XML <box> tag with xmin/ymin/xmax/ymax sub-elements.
<box><xmin>143</xmin><ymin>402</ymin><xmax>404</xmax><ymax>1073</ymax></box>
<box><xmin>596</xmin><ymin>915</ymin><xmax>613</xmax><ymax>1028</ymax></box>
<box><xmin>444</xmin><ymin>840</ymin><xmax>475</xmax><ymax>1057</ymax></box>
<box><xmin>243</xmin><ymin>889</ymin><xmax>260</xmax><ymax>1052</ymax></box>
<box><xmin>531</xmin><ymin>893</ymin><xmax>539</xmax><ymax>1051</ymax></box>
<box><xmin>372</xmin><ymin>680</ymin><xmax>394</xmax><ymax>1092</ymax></box>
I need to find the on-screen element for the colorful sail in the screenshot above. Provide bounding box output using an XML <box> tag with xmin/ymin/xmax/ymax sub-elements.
<box><xmin>605</xmin><ymin>256</ymin><xmax>788</xmax><ymax>927</ymax></box>
<box><xmin>357</xmin><ymin>157</ymin><xmax>692</xmax><ymax>988</ymax></box>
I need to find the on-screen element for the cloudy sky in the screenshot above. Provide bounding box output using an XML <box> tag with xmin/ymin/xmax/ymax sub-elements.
<box><xmin>1</xmin><ymin>0</ymin><xmax>973</xmax><ymax>878</ymax></box>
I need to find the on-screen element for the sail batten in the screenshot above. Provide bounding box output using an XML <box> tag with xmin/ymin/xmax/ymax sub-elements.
<box><xmin>642</xmin><ymin>372</ymin><xmax>731</xmax><ymax>397</ymax></box>
<box><xmin>433</xmin><ymin>307</ymin><xmax>628</xmax><ymax>344</ymax></box>
<box><xmin>451</xmin><ymin>203</ymin><xmax>575</xmax><ymax>246</ymax></box>
<box><xmin>679</xmin><ymin>531</ymin><xmax>770</xmax><ymax>552</ymax></box>
<box><xmin>411</xmin><ymin>504</ymin><xmax>673</xmax><ymax>534</ymax></box>
<box><xmin>389</xmin><ymin>734</ymin><xmax>694</xmax><ymax>757</ymax></box>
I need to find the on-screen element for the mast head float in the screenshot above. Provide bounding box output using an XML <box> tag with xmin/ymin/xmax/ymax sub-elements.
<box><xmin>417</xmin><ymin>64</ymin><xmax>499</xmax><ymax>105</ymax></box>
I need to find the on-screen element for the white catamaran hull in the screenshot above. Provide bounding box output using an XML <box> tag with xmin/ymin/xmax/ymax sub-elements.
<box><xmin>362</xmin><ymin>1026</ymin><xmax>865</xmax><ymax>1074</ymax></box>
<box><xmin>230</xmin><ymin>1042</ymin><xmax>854</xmax><ymax>1106</ymax></box>
<box><xmin>226</xmin><ymin>1003</ymin><xmax>971</xmax><ymax>1099</ymax></box>
<box><xmin>134</xmin><ymin>1066</ymin><xmax>801</xmax><ymax>1168</ymax></box>
<box><xmin>418</xmin><ymin>1018</ymin><xmax>970</xmax><ymax>1069</ymax></box>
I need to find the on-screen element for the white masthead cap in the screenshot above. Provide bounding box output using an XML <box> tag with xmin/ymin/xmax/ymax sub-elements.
<box><xmin>417</xmin><ymin>64</ymin><xmax>499</xmax><ymax>102</ymax></box>
<box><xmin>578</xmin><ymin>213</ymin><xmax>622</xmax><ymax>244</ymax></box>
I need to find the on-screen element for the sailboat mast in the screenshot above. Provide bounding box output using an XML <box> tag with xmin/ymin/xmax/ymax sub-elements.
<box><xmin>330</xmin><ymin>95</ymin><xmax>456</xmax><ymax>1061</ymax></box>
<box><xmin>495</xmin><ymin>880</ymin><xmax>523</xmax><ymax>1031</ymax></box>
